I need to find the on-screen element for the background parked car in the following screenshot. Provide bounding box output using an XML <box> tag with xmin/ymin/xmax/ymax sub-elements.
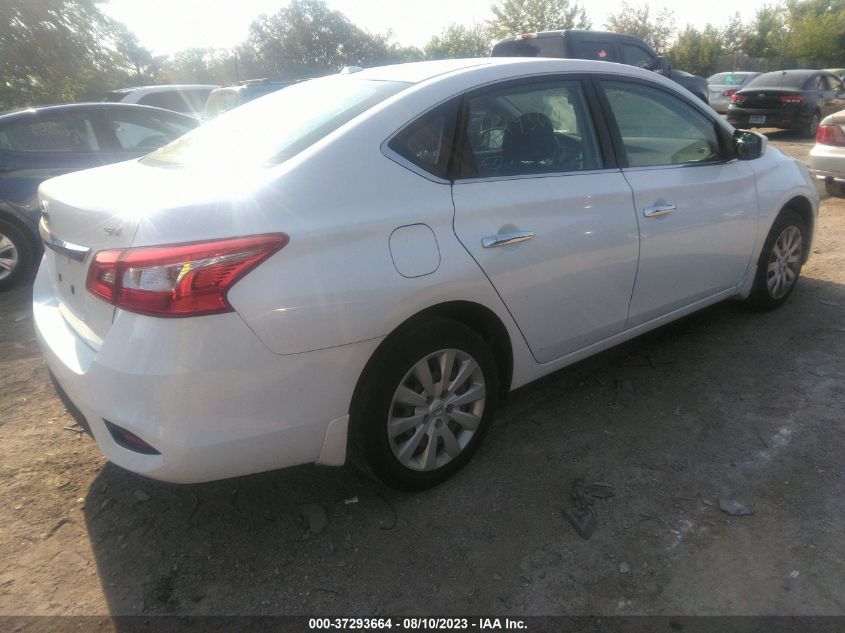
<box><xmin>727</xmin><ymin>69</ymin><xmax>845</xmax><ymax>136</ymax></box>
<box><xmin>104</xmin><ymin>85</ymin><xmax>217</xmax><ymax>119</ymax></box>
<box><xmin>203</xmin><ymin>79</ymin><xmax>302</xmax><ymax>120</ymax></box>
<box><xmin>0</xmin><ymin>103</ymin><xmax>198</xmax><ymax>288</ymax></box>
<box><xmin>810</xmin><ymin>109</ymin><xmax>845</xmax><ymax>197</ymax></box>
<box><xmin>707</xmin><ymin>71</ymin><xmax>761</xmax><ymax>113</ymax></box>
<box><xmin>491</xmin><ymin>30</ymin><xmax>710</xmax><ymax>103</ymax></box>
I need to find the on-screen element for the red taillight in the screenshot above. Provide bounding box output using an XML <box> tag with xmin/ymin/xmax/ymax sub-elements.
<box><xmin>86</xmin><ymin>234</ymin><xmax>288</xmax><ymax>317</ymax></box>
<box><xmin>722</xmin><ymin>89</ymin><xmax>737</xmax><ymax>97</ymax></box>
<box><xmin>779</xmin><ymin>95</ymin><xmax>804</xmax><ymax>103</ymax></box>
<box><xmin>518</xmin><ymin>33</ymin><xmax>538</xmax><ymax>40</ymax></box>
<box><xmin>816</xmin><ymin>123</ymin><xmax>845</xmax><ymax>146</ymax></box>
<box><xmin>731</xmin><ymin>94</ymin><xmax>746</xmax><ymax>104</ymax></box>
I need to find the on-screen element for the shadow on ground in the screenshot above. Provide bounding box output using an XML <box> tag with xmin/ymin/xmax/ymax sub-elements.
<box><xmin>81</xmin><ymin>272</ymin><xmax>845</xmax><ymax>618</ymax></box>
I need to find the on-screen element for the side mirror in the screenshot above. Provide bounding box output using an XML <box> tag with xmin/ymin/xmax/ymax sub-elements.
<box><xmin>734</xmin><ymin>129</ymin><xmax>767</xmax><ymax>160</ymax></box>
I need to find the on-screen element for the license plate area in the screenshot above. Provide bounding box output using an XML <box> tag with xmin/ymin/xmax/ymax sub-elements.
<box><xmin>749</xmin><ymin>115</ymin><xmax>766</xmax><ymax>124</ymax></box>
<box><xmin>47</xmin><ymin>249</ymin><xmax>88</xmax><ymax>318</ymax></box>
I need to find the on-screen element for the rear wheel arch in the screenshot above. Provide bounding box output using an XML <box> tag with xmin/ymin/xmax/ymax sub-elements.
<box><xmin>346</xmin><ymin>301</ymin><xmax>514</xmax><ymax>474</ymax></box>
<box><xmin>352</xmin><ymin>301</ymin><xmax>514</xmax><ymax>409</ymax></box>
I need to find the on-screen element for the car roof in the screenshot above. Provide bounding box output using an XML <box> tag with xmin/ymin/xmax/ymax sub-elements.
<box><xmin>756</xmin><ymin>69</ymin><xmax>816</xmax><ymax>80</ymax></box>
<box><xmin>0</xmin><ymin>102</ymin><xmax>201</xmax><ymax>122</ymax></box>
<box><xmin>352</xmin><ymin>59</ymin><xmax>497</xmax><ymax>83</ymax></box>
<box><xmin>350</xmin><ymin>57</ymin><xmax>663</xmax><ymax>85</ymax></box>
<box><xmin>106</xmin><ymin>85</ymin><xmax>218</xmax><ymax>95</ymax></box>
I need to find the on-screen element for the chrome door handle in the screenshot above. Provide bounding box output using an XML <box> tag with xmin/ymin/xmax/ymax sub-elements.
<box><xmin>482</xmin><ymin>230</ymin><xmax>535</xmax><ymax>248</ymax></box>
<box><xmin>643</xmin><ymin>204</ymin><xmax>677</xmax><ymax>217</ymax></box>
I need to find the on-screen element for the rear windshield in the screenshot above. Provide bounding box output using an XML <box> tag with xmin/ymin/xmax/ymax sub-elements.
<box><xmin>492</xmin><ymin>37</ymin><xmax>565</xmax><ymax>58</ymax></box>
<box><xmin>708</xmin><ymin>72</ymin><xmax>754</xmax><ymax>84</ymax></box>
<box><xmin>143</xmin><ymin>76</ymin><xmax>409</xmax><ymax>170</ymax></box>
<box><xmin>138</xmin><ymin>89</ymin><xmax>211</xmax><ymax>113</ymax></box>
<box><xmin>746</xmin><ymin>72</ymin><xmax>813</xmax><ymax>89</ymax></box>
<box><xmin>104</xmin><ymin>91</ymin><xmax>130</xmax><ymax>102</ymax></box>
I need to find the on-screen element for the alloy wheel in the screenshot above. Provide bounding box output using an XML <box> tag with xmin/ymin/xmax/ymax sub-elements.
<box><xmin>0</xmin><ymin>233</ymin><xmax>19</xmax><ymax>282</ymax></box>
<box><xmin>387</xmin><ymin>348</ymin><xmax>486</xmax><ymax>472</ymax></box>
<box><xmin>766</xmin><ymin>225</ymin><xmax>803</xmax><ymax>299</ymax></box>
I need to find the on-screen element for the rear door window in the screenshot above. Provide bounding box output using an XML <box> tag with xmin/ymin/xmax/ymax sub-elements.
<box><xmin>0</xmin><ymin>113</ymin><xmax>99</xmax><ymax>152</ymax></box>
<box><xmin>568</xmin><ymin>40</ymin><xmax>617</xmax><ymax>62</ymax></box>
<box><xmin>460</xmin><ymin>79</ymin><xmax>602</xmax><ymax>178</ymax></box>
<box><xmin>101</xmin><ymin>110</ymin><xmax>197</xmax><ymax>152</ymax></box>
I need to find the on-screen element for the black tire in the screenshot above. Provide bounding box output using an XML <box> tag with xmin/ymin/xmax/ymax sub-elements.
<box><xmin>803</xmin><ymin>111</ymin><xmax>820</xmax><ymax>138</ymax></box>
<box><xmin>350</xmin><ymin>318</ymin><xmax>499</xmax><ymax>491</ymax></box>
<box><xmin>746</xmin><ymin>209</ymin><xmax>808</xmax><ymax>311</ymax></box>
<box><xmin>0</xmin><ymin>218</ymin><xmax>35</xmax><ymax>290</ymax></box>
<box><xmin>825</xmin><ymin>180</ymin><xmax>843</xmax><ymax>198</ymax></box>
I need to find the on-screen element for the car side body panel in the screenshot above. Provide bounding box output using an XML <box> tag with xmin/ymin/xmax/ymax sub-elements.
<box><xmin>31</xmin><ymin>59</ymin><xmax>820</xmax><ymax>483</ymax></box>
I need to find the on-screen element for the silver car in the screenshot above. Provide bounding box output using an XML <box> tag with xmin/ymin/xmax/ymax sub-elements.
<box><xmin>810</xmin><ymin>109</ymin><xmax>845</xmax><ymax>197</ymax></box>
<box><xmin>708</xmin><ymin>72</ymin><xmax>761</xmax><ymax>113</ymax></box>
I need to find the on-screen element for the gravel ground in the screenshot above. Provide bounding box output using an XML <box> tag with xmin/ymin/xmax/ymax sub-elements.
<box><xmin>0</xmin><ymin>130</ymin><xmax>843</xmax><ymax>618</ymax></box>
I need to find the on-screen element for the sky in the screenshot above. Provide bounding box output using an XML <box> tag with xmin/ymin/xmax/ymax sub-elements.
<box><xmin>102</xmin><ymin>0</ymin><xmax>772</xmax><ymax>56</ymax></box>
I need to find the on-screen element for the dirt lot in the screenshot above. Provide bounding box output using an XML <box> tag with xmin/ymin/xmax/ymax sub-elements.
<box><xmin>1</xmin><ymin>131</ymin><xmax>844</xmax><ymax>618</ymax></box>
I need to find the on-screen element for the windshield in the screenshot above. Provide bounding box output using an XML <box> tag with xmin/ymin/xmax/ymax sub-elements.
<box><xmin>708</xmin><ymin>72</ymin><xmax>753</xmax><ymax>84</ymax></box>
<box><xmin>492</xmin><ymin>37</ymin><xmax>566</xmax><ymax>58</ymax></box>
<box><xmin>143</xmin><ymin>76</ymin><xmax>409</xmax><ymax>169</ymax></box>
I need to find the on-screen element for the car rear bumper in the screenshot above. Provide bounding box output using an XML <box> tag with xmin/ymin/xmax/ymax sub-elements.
<box><xmin>709</xmin><ymin>98</ymin><xmax>731</xmax><ymax>114</ymax></box>
<box><xmin>809</xmin><ymin>144</ymin><xmax>845</xmax><ymax>182</ymax></box>
<box><xmin>33</xmin><ymin>259</ymin><xmax>380</xmax><ymax>483</ymax></box>
<box><xmin>727</xmin><ymin>108</ymin><xmax>811</xmax><ymax>130</ymax></box>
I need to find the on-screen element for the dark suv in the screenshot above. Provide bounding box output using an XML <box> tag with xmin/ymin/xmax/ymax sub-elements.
<box><xmin>491</xmin><ymin>30</ymin><xmax>709</xmax><ymax>104</ymax></box>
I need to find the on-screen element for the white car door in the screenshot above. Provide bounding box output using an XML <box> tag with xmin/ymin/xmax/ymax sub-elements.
<box><xmin>451</xmin><ymin>78</ymin><xmax>640</xmax><ymax>364</ymax></box>
<box><xmin>597</xmin><ymin>78</ymin><xmax>758</xmax><ymax>327</ymax></box>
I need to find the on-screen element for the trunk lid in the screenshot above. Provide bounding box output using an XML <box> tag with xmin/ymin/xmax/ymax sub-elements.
<box><xmin>737</xmin><ymin>89</ymin><xmax>803</xmax><ymax>109</ymax></box>
<box><xmin>37</xmin><ymin>159</ymin><xmax>229</xmax><ymax>346</ymax></box>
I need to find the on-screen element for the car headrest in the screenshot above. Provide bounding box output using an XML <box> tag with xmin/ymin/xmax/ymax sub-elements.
<box><xmin>502</xmin><ymin>112</ymin><xmax>556</xmax><ymax>167</ymax></box>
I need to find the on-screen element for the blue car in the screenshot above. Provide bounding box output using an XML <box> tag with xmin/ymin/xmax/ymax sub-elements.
<box><xmin>0</xmin><ymin>103</ymin><xmax>198</xmax><ymax>288</ymax></box>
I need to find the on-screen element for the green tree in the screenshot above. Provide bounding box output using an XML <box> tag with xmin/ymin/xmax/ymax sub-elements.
<box><xmin>604</xmin><ymin>3</ymin><xmax>676</xmax><ymax>52</ymax></box>
<box><xmin>0</xmin><ymin>0</ymin><xmax>133</xmax><ymax>109</ymax></box>
<box><xmin>241</xmin><ymin>0</ymin><xmax>414</xmax><ymax>79</ymax></box>
<box><xmin>424</xmin><ymin>24</ymin><xmax>492</xmax><ymax>59</ymax></box>
<box><xmin>488</xmin><ymin>0</ymin><xmax>591</xmax><ymax>40</ymax></box>
<box><xmin>720</xmin><ymin>12</ymin><xmax>748</xmax><ymax>59</ymax></box>
<box><xmin>111</xmin><ymin>24</ymin><xmax>156</xmax><ymax>83</ymax></box>
<box><xmin>784</xmin><ymin>0</ymin><xmax>845</xmax><ymax>64</ymax></box>
<box><xmin>667</xmin><ymin>25</ymin><xmax>725</xmax><ymax>76</ymax></box>
<box><xmin>157</xmin><ymin>48</ymin><xmax>241</xmax><ymax>85</ymax></box>
<box><xmin>742</xmin><ymin>4</ymin><xmax>788</xmax><ymax>60</ymax></box>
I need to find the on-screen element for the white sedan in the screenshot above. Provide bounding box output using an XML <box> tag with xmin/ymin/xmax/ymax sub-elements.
<box><xmin>34</xmin><ymin>58</ymin><xmax>819</xmax><ymax>490</ymax></box>
<box><xmin>810</xmin><ymin>109</ymin><xmax>845</xmax><ymax>197</ymax></box>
